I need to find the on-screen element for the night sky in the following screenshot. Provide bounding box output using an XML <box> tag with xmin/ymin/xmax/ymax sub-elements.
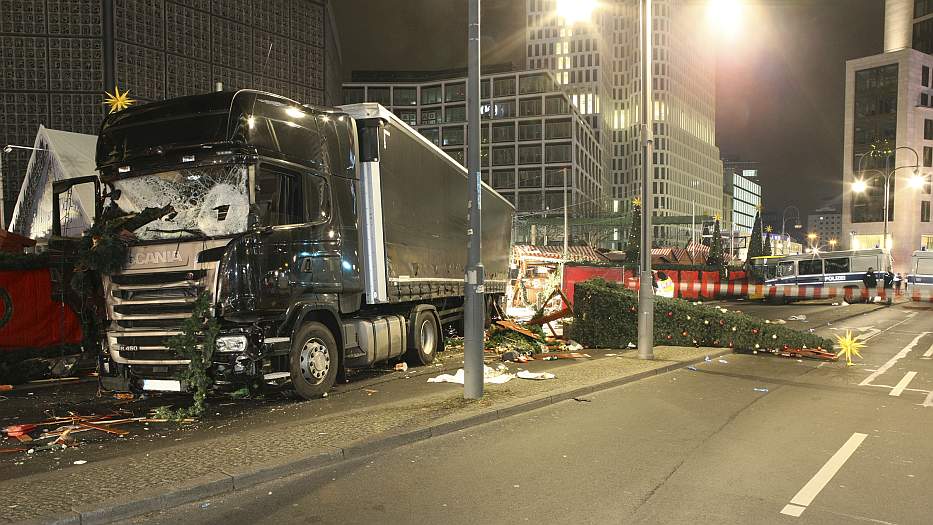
<box><xmin>333</xmin><ymin>0</ymin><xmax>884</xmax><ymax>222</ymax></box>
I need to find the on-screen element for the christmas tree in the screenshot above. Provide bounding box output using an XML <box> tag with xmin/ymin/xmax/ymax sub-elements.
<box><xmin>763</xmin><ymin>232</ymin><xmax>773</xmax><ymax>256</ymax></box>
<box><xmin>708</xmin><ymin>217</ymin><xmax>727</xmax><ymax>277</ymax></box>
<box><xmin>747</xmin><ymin>211</ymin><xmax>763</xmax><ymax>260</ymax></box>
<box><xmin>624</xmin><ymin>198</ymin><xmax>641</xmax><ymax>264</ymax></box>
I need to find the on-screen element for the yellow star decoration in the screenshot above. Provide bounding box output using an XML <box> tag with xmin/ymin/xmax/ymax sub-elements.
<box><xmin>755</xmin><ymin>203</ymin><xmax>763</xmax><ymax>211</ymax></box>
<box><xmin>713</xmin><ymin>212</ymin><xmax>722</xmax><ymax>222</ymax></box>
<box><xmin>632</xmin><ymin>197</ymin><xmax>641</xmax><ymax>207</ymax></box>
<box><xmin>765</xmin><ymin>225</ymin><xmax>773</xmax><ymax>233</ymax></box>
<box><xmin>835</xmin><ymin>330</ymin><xmax>865</xmax><ymax>366</ymax></box>
<box><xmin>104</xmin><ymin>85</ymin><xmax>135</xmax><ymax>114</ymax></box>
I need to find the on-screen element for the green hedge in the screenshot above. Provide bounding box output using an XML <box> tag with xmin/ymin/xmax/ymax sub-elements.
<box><xmin>569</xmin><ymin>278</ymin><xmax>833</xmax><ymax>351</ymax></box>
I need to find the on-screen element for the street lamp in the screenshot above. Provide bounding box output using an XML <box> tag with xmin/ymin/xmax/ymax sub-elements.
<box><xmin>853</xmin><ymin>146</ymin><xmax>920</xmax><ymax>252</ymax></box>
<box><xmin>555</xmin><ymin>0</ymin><xmax>598</xmax><ymax>25</ymax></box>
<box><xmin>0</xmin><ymin>144</ymin><xmax>48</xmax><ymax>230</ymax></box>
<box><xmin>780</xmin><ymin>205</ymin><xmax>802</xmax><ymax>255</ymax></box>
<box><xmin>828</xmin><ymin>239</ymin><xmax>838</xmax><ymax>250</ymax></box>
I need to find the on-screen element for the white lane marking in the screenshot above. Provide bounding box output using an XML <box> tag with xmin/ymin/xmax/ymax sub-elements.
<box><xmin>889</xmin><ymin>371</ymin><xmax>918</xmax><ymax>397</ymax></box>
<box><xmin>782</xmin><ymin>433</ymin><xmax>868</xmax><ymax>517</ymax></box>
<box><xmin>780</xmin><ymin>504</ymin><xmax>806</xmax><ymax>517</ymax></box>
<box><xmin>923</xmin><ymin>391</ymin><xmax>933</xmax><ymax>408</ymax></box>
<box><xmin>923</xmin><ymin>343</ymin><xmax>933</xmax><ymax>359</ymax></box>
<box><xmin>860</xmin><ymin>333</ymin><xmax>929</xmax><ymax>386</ymax></box>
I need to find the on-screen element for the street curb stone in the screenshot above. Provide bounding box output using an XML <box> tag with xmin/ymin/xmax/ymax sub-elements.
<box><xmin>22</xmin><ymin>348</ymin><xmax>730</xmax><ymax>525</ymax></box>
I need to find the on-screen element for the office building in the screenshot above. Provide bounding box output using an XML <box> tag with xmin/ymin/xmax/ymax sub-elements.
<box><xmin>525</xmin><ymin>0</ymin><xmax>724</xmax><ymax>246</ymax></box>
<box><xmin>1</xmin><ymin>0</ymin><xmax>342</xmax><ymax>226</ymax></box>
<box><xmin>841</xmin><ymin>2</ymin><xmax>933</xmax><ymax>271</ymax></box>
<box><xmin>807</xmin><ymin>197</ymin><xmax>842</xmax><ymax>247</ymax></box>
<box><xmin>344</xmin><ymin>69</ymin><xmax>606</xmax><ymax>221</ymax></box>
<box><xmin>723</xmin><ymin>167</ymin><xmax>761</xmax><ymax>235</ymax></box>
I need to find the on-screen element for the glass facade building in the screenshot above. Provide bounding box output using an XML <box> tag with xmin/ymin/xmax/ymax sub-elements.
<box><xmin>344</xmin><ymin>70</ymin><xmax>606</xmax><ymax>220</ymax></box>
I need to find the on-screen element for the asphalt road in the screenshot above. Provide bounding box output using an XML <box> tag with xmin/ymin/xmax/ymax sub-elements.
<box><xmin>124</xmin><ymin>303</ymin><xmax>933</xmax><ymax>525</ymax></box>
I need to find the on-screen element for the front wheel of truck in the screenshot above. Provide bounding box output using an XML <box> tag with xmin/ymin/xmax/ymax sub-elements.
<box><xmin>290</xmin><ymin>322</ymin><xmax>339</xmax><ymax>400</ymax></box>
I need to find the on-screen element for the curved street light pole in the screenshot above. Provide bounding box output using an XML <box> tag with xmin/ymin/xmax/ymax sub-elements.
<box><xmin>780</xmin><ymin>205</ymin><xmax>800</xmax><ymax>255</ymax></box>
<box><xmin>856</xmin><ymin>146</ymin><xmax>920</xmax><ymax>252</ymax></box>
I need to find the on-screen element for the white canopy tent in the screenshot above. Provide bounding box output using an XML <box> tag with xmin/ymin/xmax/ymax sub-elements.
<box><xmin>9</xmin><ymin>125</ymin><xmax>98</xmax><ymax>241</ymax></box>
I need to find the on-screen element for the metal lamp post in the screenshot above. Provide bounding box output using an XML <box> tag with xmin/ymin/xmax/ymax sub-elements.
<box><xmin>464</xmin><ymin>0</ymin><xmax>484</xmax><ymax>399</ymax></box>
<box><xmin>854</xmin><ymin>146</ymin><xmax>920</xmax><ymax>252</ymax></box>
<box><xmin>637</xmin><ymin>0</ymin><xmax>654</xmax><ymax>360</ymax></box>
<box><xmin>780</xmin><ymin>205</ymin><xmax>801</xmax><ymax>256</ymax></box>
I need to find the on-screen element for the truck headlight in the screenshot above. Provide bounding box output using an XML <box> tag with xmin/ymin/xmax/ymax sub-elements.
<box><xmin>216</xmin><ymin>335</ymin><xmax>248</xmax><ymax>353</ymax></box>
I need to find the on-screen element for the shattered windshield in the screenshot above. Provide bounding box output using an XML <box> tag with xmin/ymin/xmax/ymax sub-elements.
<box><xmin>112</xmin><ymin>165</ymin><xmax>249</xmax><ymax>241</ymax></box>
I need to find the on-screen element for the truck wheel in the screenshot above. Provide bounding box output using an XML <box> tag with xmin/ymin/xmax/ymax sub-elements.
<box><xmin>407</xmin><ymin>310</ymin><xmax>439</xmax><ymax>366</ymax></box>
<box><xmin>289</xmin><ymin>322</ymin><xmax>338</xmax><ymax>400</ymax></box>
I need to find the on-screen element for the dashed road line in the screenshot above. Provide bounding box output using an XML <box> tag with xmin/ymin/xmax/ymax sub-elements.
<box><xmin>860</xmin><ymin>333</ymin><xmax>929</xmax><ymax>387</ymax></box>
<box><xmin>780</xmin><ymin>432</ymin><xmax>868</xmax><ymax>518</ymax></box>
<box><xmin>889</xmin><ymin>371</ymin><xmax>918</xmax><ymax>397</ymax></box>
<box><xmin>922</xmin><ymin>342</ymin><xmax>933</xmax><ymax>359</ymax></box>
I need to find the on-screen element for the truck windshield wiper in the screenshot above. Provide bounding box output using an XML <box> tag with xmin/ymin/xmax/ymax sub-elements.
<box><xmin>146</xmin><ymin>227</ymin><xmax>205</xmax><ymax>236</ymax></box>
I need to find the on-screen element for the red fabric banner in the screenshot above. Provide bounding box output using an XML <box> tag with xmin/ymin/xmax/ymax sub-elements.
<box><xmin>0</xmin><ymin>269</ymin><xmax>82</xmax><ymax>350</ymax></box>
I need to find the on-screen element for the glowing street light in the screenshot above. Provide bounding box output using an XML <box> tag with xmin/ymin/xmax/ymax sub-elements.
<box><xmin>852</xmin><ymin>179</ymin><xmax>868</xmax><ymax>193</ymax></box>
<box><xmin>555</xmin><ymin>0</ymin><xmax>599</xmax><ymax>25</ymax></box>
<box><xmin>829</xmin><ymin>239</ymin><xmax>838</xmax><ymax>249</ymax></box>
<box><xmin>706</xmin><ymin>0</ymin><xmax>743</xmax><ymax>28</ymax></box>
<box><xmin>909</xmin><ymin>173</ymin><xmax>927</xmax><ymax>189</ymax></box>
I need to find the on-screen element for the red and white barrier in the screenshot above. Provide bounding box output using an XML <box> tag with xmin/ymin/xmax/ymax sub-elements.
<box><xmin>619</xmin><ymin>279</ymin><xmax>933</xmax><ymax>303</ymax></box>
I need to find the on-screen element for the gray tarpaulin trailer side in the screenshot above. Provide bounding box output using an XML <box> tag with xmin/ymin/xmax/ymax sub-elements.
<box><xmin>339</xmin><ymin>103</ymin><xmax>514</xmax><ymax>306</ymax></box>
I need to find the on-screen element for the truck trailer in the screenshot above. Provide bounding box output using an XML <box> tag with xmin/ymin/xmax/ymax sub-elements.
<box><xmin>53</xmin><ymin>90</ymin><xmax>513</xmax><ymax>399</ymax></box>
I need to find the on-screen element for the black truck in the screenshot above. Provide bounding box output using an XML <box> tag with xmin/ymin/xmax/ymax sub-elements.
<box><xmin>56</xmin><ymin>90</ymin><xmax>513</xmax><ymax>399</ymax></box>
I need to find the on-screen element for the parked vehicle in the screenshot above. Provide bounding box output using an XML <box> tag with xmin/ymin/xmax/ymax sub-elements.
<box><xmin>907</xmin><ymin>250</ymin><xmax>933</xmax><ymax>296</ymax></box>
<box><xmin>757</xmin><ymin>249</ymin><xmax>892</xmax><ymax>303</ymax></box>
<box><xmin>52</xmin><ymin>91</ymin><xmax>513</xmax><ymax>399</ymax></box>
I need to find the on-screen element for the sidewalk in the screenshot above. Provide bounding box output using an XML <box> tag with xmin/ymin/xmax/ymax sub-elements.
<box><xmin>4</xmin><ymin>345</ymin><xmax>724</xmax><ymax>525</ymax></box>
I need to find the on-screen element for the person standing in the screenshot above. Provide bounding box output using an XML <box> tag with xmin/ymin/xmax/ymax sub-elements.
<box><xmin>883</xmin><ymin>270</ymin><xmax>895</xmax><ymax>304</ymax></box>
<box><xmin>863</xmin><ymin>267</ymin><xmax>878</xmax><ymax>303</ymax></box>
<box><xmin>895</xmin><ymin>272</ymin><xmax>903</xmax><ymax>296</ymax></box>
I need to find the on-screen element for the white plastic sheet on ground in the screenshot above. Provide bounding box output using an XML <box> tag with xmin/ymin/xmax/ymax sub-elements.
<box><xmin>427</xmin><ymin>365</ymin><xmax>514</xmax><ymax>384</ymax></box>
<box><xmin>516</xmin><ymin>370</ymin><xmax>556</xmax><ymax>380</ymax></box>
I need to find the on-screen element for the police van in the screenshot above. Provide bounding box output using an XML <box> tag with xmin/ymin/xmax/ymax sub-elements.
<box><xmin>760</xmin><ymin>249</ymin><xmax>892</xmax><ymax>303</ymax></box>
<box><xmin>907</xmin><ymin>250</ymin><xmax>933</xmax><ymax>295</ymax></box>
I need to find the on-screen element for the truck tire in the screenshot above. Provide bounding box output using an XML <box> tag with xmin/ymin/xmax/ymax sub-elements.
<box><xmin>406</xmin><ymin>310</ymin><xmax>439</xmax><ymax>366</ymax></box>
<box><xmin>289</xmin><ymin>322</ymin><xmax>339</xmax><ymax>400</ymax></box>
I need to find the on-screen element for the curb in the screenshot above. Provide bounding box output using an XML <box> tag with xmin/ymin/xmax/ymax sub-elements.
<box><xmin>21</xmin><ymin>349</ymin><xmax>731</xmax><ymax>525</ymax></box>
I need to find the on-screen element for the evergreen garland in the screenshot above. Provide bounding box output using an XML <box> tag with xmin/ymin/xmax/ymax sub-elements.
<box><xmin>747</xmin><ymin>211</ymin><xmax>764</xmax><ymax>261</ymax></box>
<box><xmin>157</xmin><ymin>293</ymin><xmax>219</xmax><ymax>419</ymax></box>
<box><xmin>624</xmin><ymin>200</ymin><xmax>641</xmax><ymax>264</ymax></box>
<box><xmin>569</xmin><ymin>279</ymin><xmax>833</xmax><ymax>351</ymax></box>
<box><xmin>73</xmin><ymin>204</ymin><xmax>173</xmax><ymax>278</ymax></box>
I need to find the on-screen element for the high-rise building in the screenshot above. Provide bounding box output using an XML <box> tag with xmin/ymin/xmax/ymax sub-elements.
<box><xmin>841</xmin><ymin>2</ymin><xmax>933</xmax><ymax>271</ymax></box>
<box><xmin>0</xmin><ymin>0</ymin><xmax>342</xmax><ymax>227</ymax></box>
<box><xmin>525</xmin><ymin>0</ymin><xmax>724</xmax><ymax>247</ymax></box>
<box><xmin>806</xmin><ymin>197</ymin><xmax>842</xmax><ymax>248</ymax></box>
<box><xmin>723</xmin><ymin>168</ymin><xmax>761</xmax><ymax>235</ymax></box>
<box><xmin>343</xmin><ymin>69</ymin><xmax>606</xmax><ymax>222</ymax></box>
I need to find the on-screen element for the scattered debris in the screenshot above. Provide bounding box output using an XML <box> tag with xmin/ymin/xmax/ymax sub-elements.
<box><xmin>500</xmin><ymin>350</ymin><xmax>531</xmax><ymax>363</ymax></box>
<box><xmin>394</xmin><ymin>362</ymin><xmax>409</xmax><ymax>372</ymax></box>
<box><xmin>427</xmin><ymin>365</ymin><xmax>514</xmax><ymax>385</ymax></box>
<box><xmin>718</xmin><ymin>359</ymin><xmax>728</xmax><ymax>364</ymax></box>
<box><xmin>73</xmin><ymin>460</ymin><xmax>87</xmax><ymax>465</ymax></box>
<box><xmin>363</xmin><ymin>389</ymin><xmax>378</xmax><ymax>396</ymax></box>
<box><xmin>753</xmin><ymin>388</ymin><xmax>769</xmax><ymax>393</ymax></box>
<box><xmin>113</xmin><ymin>393</ymin><xmax>135</xmax><ymax>400</ymax></box>
<box><xmin>704</xmin><ymin>356</ymin><xmax>711</xmax><ymax>362</ymax></box>
<box><xmin>686</xmin><ymin>366</ymin><xmax>698</xmax><ymax>371</ymax></box>
<box><xmin>516</xmin><ymin>370</ymin><xmax>556</xmax><ymax>380</ymax></box>
<box><xmin>538</xmin><ymin>352</ymin><xmax>590</xmax><ymax>360</ymax></box>
<box><xmin>572</xmin><ymin>397</ymin><xmax>591</xmax><ymax>402</ymax></box>
<box><xmin>787</xmin><ymin>315</ymin><xmax>807</xmax><ymax>321</ymax></box>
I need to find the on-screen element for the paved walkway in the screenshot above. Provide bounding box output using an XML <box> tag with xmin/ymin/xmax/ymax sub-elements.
<box><xmin>3</xmin><ymin>346</ymin><xmax>717</xmax><ymax>523</ymax></box>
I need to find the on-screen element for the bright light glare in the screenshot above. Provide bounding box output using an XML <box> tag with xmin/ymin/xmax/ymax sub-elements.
<box><xmin>284</xmin><ymin>107</ymin><xmax>306</xmax><ymax>119</ymax></box>
<box><xmin>852</xmin><ymin>179</ymin><xmax>868</xmax><ymax>193</ymax></box>
<box><xmin>706</xmin><ymin>0</ymin><xmax>743</xmax><ymax>29</ymax></box>
<box><xmin>909</xmin><ymin>174</ymin><xmax>926</xmax><ymax>189</ymax></box>
<box><xmin>556</xmin><ymin>0</ymin><xmax>598</xmax><ymax>25</ymax></box>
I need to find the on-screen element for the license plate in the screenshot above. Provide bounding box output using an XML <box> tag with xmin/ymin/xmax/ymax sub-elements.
<box><xmin>142</xmin><ymin>379</ymin><xmax>182</xmax><ymax>392</ymax></box>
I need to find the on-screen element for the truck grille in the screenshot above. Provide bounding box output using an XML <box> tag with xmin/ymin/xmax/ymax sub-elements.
<box><xmin>106</xmin><ymin>266</ymin><xmax>214</xmax><ymax>365</ymax></box>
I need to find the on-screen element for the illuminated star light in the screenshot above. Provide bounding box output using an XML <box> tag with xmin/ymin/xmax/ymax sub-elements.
<box><xmin>104</xmin><ymin>85</ymin><xmax>135</xmax><ymax>114</ymax></box>
<box><xmin>835</xmin><ymin>330</ymin><xmax>865</xmax><ymax>367</ymax></box>
<box><xmin>765</xmin><ymin>225</ymin><xmax>774</xmax><ymax>233</ymax></box>
<box><xmin>632</xmin><ymin>197</ymin><xmax>641</xmax><ymax>207</ymax></box>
